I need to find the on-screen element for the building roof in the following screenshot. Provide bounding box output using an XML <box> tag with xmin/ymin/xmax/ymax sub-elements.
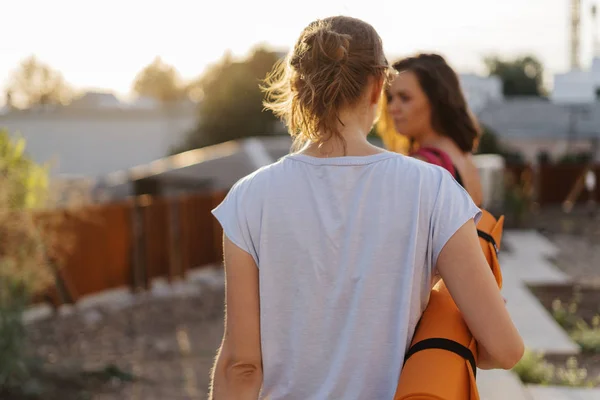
<box><xmin>69</xmin><ymin>91</ymin><xmax>122</xmax><ymax>108</ymax></box>
<box><xmin>478</xmin><ymin>98</ymin><xmax>600</xmax><ymax>139</ymax></box>
<box><xmin>92</xmin><ymin>135</ymin><xmax>293</xmax><ymax>201</ymax></box>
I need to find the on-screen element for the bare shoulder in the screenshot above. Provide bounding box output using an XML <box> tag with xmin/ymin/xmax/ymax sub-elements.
<box><xmin>454</xmin><ymin>154</ymin><xmax>484</xmax><ymax>206</ymax></box>
<box><xmin>463</xmin><ymin>157</ymin><xmax>484</xmax><ymax>205</ymax></box>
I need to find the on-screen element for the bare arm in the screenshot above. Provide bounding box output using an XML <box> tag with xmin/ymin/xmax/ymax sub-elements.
<box><xmin>209</xmin><ymin>235</ymin><xmax>262</xmax><ymax>399</ymax></box>
<box><xmin>436</xmin><ymin>219</ymin><xmax>524</xmax><ymax>370</ymax></box>
<box><xmin>477</xmin><ymin>342</ymin><xmax>505</xmax><ymax>370</ymax></box>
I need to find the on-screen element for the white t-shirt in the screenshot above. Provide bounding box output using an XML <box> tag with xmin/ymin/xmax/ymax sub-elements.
<box><xmin>212</xmin><ymin>151</ymin><xmax>481</xmax><ymax>400</ymax></box>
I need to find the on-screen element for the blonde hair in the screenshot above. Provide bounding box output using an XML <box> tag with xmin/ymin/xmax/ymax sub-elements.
<box><xmin>375</xmin><ymin>93</ymin><xmax>410</xmax><ymax>154</ymax></box>
<box><xmin>262</xmin><ymin>16</ymin><xmax>389</xmax><ymax>152</ymax></box>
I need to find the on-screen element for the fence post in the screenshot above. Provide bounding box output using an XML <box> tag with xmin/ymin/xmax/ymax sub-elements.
<box><xmin>211</xmin><ymin>191</ymin><xmax>226</xmax><ymax>266</ymax></box>
<box><xmin>179</xmin><ymin>195</ymin><xmax>191</xmax><ymax>279</ymax></box>
<box><xmin>130</xmin><ymin>196</ymin><xmax>150</xmax><ymax>292</ymax></box>
<box><xmin>167</xmin><ymin>197</ymin><xmax>183</xmax><ymax>280</ymax></box>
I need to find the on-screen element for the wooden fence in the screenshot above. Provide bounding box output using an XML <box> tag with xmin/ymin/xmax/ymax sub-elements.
<box><xmin>40</xmin><ymin>191</ymin><xmax>226</xmax><ymax>306</ymax></box>
<box><xmin>36</xmin><ymin>163</ymin><xmax>599</xmax><ymax>305</ymax></box>
<box><xmin>505</xmin><ymin>163</ymin><xmax>599</xmax><ymax>206</ymax></box>
<box><xmin>537</xmin><ymin>164</ymin><xmax>600</xmax><ymax>205</ymax></box>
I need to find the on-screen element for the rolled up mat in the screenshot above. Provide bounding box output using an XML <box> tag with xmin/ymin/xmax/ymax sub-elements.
<box><xmin>394</xmin><ymin>209</ymin><xmax>504</xmax><ymax>400</ymax></box>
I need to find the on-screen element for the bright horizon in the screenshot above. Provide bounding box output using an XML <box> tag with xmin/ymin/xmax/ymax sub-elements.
<box><xmin>2</xmin><ymin>0</ymin><xmax>599</xmax><ymax>102</ymax></box>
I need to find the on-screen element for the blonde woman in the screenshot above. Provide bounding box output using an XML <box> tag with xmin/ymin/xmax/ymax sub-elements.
<box><xmin>209</xmin><ymin>17</ymin><xmax>523</xmax><ymax>400</ymax></box>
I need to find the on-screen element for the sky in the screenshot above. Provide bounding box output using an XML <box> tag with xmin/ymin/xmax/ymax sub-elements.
<box><xmin>1</xmin><ymin>0</ymin><xmax>599</xmax><ymax>101</ymax></box>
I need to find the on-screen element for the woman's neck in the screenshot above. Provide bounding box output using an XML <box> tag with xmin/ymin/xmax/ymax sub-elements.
<box><xmin>417</xmin><ymin>131</ymin><xmax>459</xmax><ymax>154</ymax></box>
<box><xmin>301</xmin><ymin>132</ymin><xmax>383</xmax><ymax>158</ymax></box>
<box><xmin>299</xmin><ymin>109</ymin><xmax>383</xmax><ymax>157</ymax></box>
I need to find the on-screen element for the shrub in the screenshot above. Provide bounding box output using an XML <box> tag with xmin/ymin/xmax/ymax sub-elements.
<box><xmin>570</xmin><ymin>316</ymin><xmax>600</xmax><ymax>354</ymax></box>
<box><xmin>552</xmin><ymin>298</ymin><xmax>582</xmax><ymax>331</ymax></box>
<box><xmin>513</xmin><ymin>350</ymin><xmax>554</xmax><ymax>385</ymax></box>
<box><xmin>0</xmin><ymin>129</ymin><xmax>58</xmax><ymax>390</ymax></box>
<box><xmin>555</xmin><ymin>357</ymin><xmax>595</xmax><ymax>388</ymax></box>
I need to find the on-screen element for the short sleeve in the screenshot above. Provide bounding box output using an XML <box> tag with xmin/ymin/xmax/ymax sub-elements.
<box><xmin>429</xmin><ymin>170</ymin><xmax>482</xmax><ymax>272</ymax></box>
<box><xmin>212</xmin><ymin>179</ymin><xmax>259</xmax><ymax>266</ymax></box>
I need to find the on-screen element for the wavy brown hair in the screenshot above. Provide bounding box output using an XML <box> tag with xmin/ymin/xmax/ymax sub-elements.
<box><xmin>262</xmin><ymin>16</ymin><xmax>389</xmax><ymax>151</ymax></box>
<box><xmin>392</xmin><ymin>53</ymin><xmax>480</xmax><ymax>153</ymax></box>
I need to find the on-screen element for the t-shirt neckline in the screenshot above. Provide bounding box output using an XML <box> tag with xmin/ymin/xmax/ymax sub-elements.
<box><xmin>285</xmin><ymin>151</ymin><xmax>397</xmax><ymax>166</ymax></box>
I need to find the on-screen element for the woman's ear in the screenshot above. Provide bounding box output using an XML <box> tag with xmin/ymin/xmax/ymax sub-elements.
<box><xmin>370</xmin><ymin>76</ymin><xmax>385</xmax><ymax>105</ymax></box>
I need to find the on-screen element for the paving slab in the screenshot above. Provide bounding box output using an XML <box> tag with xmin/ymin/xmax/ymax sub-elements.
<box><xmin>500</xmin><ymin>252</ymin><xmax>570</xmax><ymax>286</ymax></box>
<box><xmin>477</xmin><ymin>369</ymin><xmax>532</xmax><ymax>400</ymax></box>
<box><xmin>500</xmin><ymin>268</ymin><xmax>579</xmax><ymax>355</ymax></box>
<box><xmin>528</xmin><ymin>385</ymin><xmax>600</xmax><ymax>400</ymax></box>
<box><xmin>503</xmin><ymin>230</ymin><xmax>561</xmax><ymax>259</ymax></box>
<box><xmin>495</xmin><ymin>232</ymin><xmax>579</xmax><ymax>355</ymax></box>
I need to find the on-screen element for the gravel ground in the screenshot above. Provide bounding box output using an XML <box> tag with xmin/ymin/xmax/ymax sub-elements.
<box><xmin>18</xmin><ymin>273</ymin><xmax>225</xmax><ymax>400</ymax></box>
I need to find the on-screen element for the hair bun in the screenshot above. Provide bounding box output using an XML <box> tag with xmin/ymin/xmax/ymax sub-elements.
<box><xmin>323</xmin><ymin>30</ymin><xmax>351</xmax><ymax>63</ymax></box>
<box><xmin>307</xmin><ymin>29</ymin><xmax>351</xmax><ymax>65</ymax></box>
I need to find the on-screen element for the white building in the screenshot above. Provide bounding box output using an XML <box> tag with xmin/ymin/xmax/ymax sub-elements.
<box><xmin>478</xmin><ymin>98</ymin><xmax>600</xmax><ymax>163</ymax></box>
<box><xmin>551</xmin><ymin>57</ymin><xmax>600</xmax><ymax>104</ymax></box>
<box><xmin>459</xmin><ymin>74</ymin><xmax>503</xmax><ymax>113</ymax></box>
<box><xmin>456</xmin><ymin>58</ymin><xmax>600</xmax><ymax>164</ymax></box>
<box><xmin>0</xmin><ymin>91</ymin><xmax>198</xmax><ymax>179</ymax></box>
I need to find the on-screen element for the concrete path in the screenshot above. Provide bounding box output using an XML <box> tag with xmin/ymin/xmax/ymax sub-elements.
<box><xmin>478</xmin><ymin>369</ymin><xmax>532</xmax><ymax>400</ymax></box>
<box><xmin>500</xmin><ymin>252</ymin><xmax>571</xmax><ymax>286</ymax></box>
<box><xmin>501</xmin><ymin>230</ymin><xmax>570</xmax><ymax>286</ymax></box>
<box><xmin>502</xmin><ymin>230</ymin><xmax>561</xmax><ymax>259</ymax></box>
<box><xmin>477</xmin><ymin>230</ymin><xmax>584</xmax><ymax>399</ymax></box>
<box><xmin>528</xmin><ymin>385</ymin><xmax>600</xmax><ymax>399</ymax></box>
<box><xmin>500</xmin><ymin>258</ymin><xmax>580</xmax><ymax>355</ymax></box>
<box><xmin>498</xmin><ymin>230</ymin><xmax>579</xmax><ymax>355</ymax></box>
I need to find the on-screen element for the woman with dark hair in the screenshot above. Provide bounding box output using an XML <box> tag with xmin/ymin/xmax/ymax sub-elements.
<box><xmin>384</xmin><ymin>53</ymin><xmax>484</xmax><ymax>205</ymax></box>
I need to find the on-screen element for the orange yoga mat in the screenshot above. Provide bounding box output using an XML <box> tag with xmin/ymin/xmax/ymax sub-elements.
<box><xmin>394</xmin><ymin>209</ymin><xmax>504</xmax><ymax>400</ymax></box>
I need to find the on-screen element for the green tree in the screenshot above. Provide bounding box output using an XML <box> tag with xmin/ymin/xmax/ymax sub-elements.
<box><xmin>475</xmin><ymin>125</ymin><xmax>503</xmax><ymax>154</ymax></box>
<box><xmin>174</xmin><ymin>47</ymin><xmax>281</xmax><ymax>152</ymax></box>
<box><xmin>132</xmin><ymin>57</ymin><xmax>188</xmax><ymax>102</ymax></box>
<box><xmin>474</xmin><ymin>125</ymin><xmax>525</xmax><ymax>165</ymax></box>
<box><xmin>484</xmin><ymin>55</ymin><xmax>545</xmax><ymax>97</ymax></box>
<box><xmin>0</xmin><ymin>130</ymin><xmax>48</xmax><ymax>208</ymax></box>
<box><xmin>0</xmin><ymin>130</ymin><xmax>54</xmax><ymax>391</ymax></box>
<box><xmin>5</xmin><ymin>56</ymin><xmax>73</xmax><ymax>109</ymax></box>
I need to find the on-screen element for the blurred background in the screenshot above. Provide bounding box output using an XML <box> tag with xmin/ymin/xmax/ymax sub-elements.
<box><xmin>1</xmin><ymin>0</ymin><xmax>599</xmax><ymax>399</ymax></box>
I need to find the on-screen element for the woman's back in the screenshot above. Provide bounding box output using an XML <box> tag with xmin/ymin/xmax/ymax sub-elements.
<box><xmin>454</xmin><ymin>153</ymin><xmax>484</xmax><ymax>205</ymax></box>
<box><xmin>209</xmin><ymin>18</ymin><xmax>522</xmax><ymax>400</ymax></box>
<box><xmin>213</xmin><ymin>152</ymin><xmax>480</xmax><ymax>399</ymax></box>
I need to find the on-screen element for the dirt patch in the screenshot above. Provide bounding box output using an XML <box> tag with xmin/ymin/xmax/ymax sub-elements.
<box><xmin>529</xmin><ymin>284</ymin><xmax>600</xmax><ymax>325</ymax></box>
<box><xmin>9</xmin><ymin>281</ymin><xmax>225</xmax><ymax>400</ymax></box>
<box><xmin>526</xmin><ymin>283</ymin><xmax>600</xmax><ymax>387</ymax></box>
<box><xmin>0</xmin><ymin>364</ymin><xmax>132</xmax><ymax>400</ymax></box>
<box><xmin>544</xmin><ymin>353</ymin><xmax>600</xmax><ymax>387</ymax></box>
